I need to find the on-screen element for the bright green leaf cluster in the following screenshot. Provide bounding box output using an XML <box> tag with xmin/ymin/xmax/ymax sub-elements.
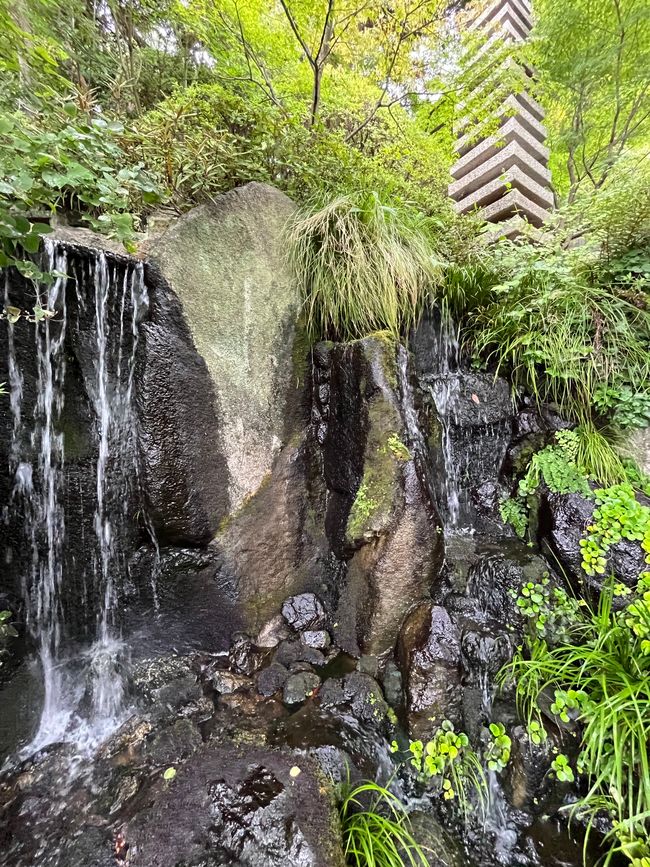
<box><xmin>485</xmin><ymin>723</ymin><xmax>511</xmax><ymax>773</ymax></box>
<box><xmin>580</xmin><ymin>484</ymin><xmax>650</xmax><ymax>577</ymax></box>
<box><xmin>550</xmin><ymin>753</ymin><xmax>575</xmax><ymax>783</ymax></box>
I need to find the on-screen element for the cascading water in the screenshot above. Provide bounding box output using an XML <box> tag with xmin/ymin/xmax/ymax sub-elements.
<box><xmin>83</xmin><ymin>250</ymin><xmax>148</xmax><ymax>730</ymax></box>
<box><xmin>23</xmin><ymin>242</ymin><xmax>70</xmax><ymax>750</ymax></box>
<box><xmin>4</xmin><ymin>240</ymin><xmax>149</xmax><ymax>756</ymax></box>
<box><xmin>414</xmin><ymin>310</ymin><xmax>512</xmax><ymax>533</ymax></box>
<box><xmin>427</xmin><ymin>311</ymin><xmax>463</xmax><ymax>527</ymax></box>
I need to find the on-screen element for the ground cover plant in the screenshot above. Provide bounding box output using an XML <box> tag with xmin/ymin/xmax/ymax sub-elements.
<box><xmin>502</xmin><ymin>563</ymin><xmax>650</xmax><ymax>864</ymax></box>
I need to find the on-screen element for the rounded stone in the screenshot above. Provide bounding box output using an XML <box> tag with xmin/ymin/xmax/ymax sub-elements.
<box><xmin>283</xmin><ymin>672</ymin><xmax>321</xmax><ymax>705</ymax></box>
<box><xmin>282</xmin><ymin>594</ymin><xmax>326</xmax><ymax>631</ymax></box>
<box><xmin>300</xmin><ymin>630</ymin><xmax>331</xmax><ymax>650</ymax></box>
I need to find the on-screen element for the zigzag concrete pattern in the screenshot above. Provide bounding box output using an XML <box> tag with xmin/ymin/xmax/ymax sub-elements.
<box><xmin>448</xmin><ymin>0</ymin><xmax>553</xmax><ymax>237</ymax></box>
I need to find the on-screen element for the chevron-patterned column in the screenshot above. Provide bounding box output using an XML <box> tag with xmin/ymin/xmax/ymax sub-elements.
<box><xmin>448</xmin><ymin>0</ymin><xmax>553</xmax><ymax>238</ymax></box>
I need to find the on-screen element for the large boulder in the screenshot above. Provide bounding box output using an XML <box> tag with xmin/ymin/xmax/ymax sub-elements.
<box><xmin>124</xmin><ymin>745</ymin><xmax>345</xmax><ymax>867</ymax></box>
<box><xmin>314</xmin><ymin>338</ymin><xmax>443</xmax><ymax>656</ymax></box>
<box><xmin>143</xmin><ymin>182</ymin><xmax>301</xmax><ymax>541</ymax></box>
<box><xmin>211</xmin><ymin>431</ymin><xmax>332</xmax><ymax>632</ymax></box>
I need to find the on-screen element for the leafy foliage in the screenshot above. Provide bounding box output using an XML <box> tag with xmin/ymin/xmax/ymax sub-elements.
<box><xmin>510</xmin><ymin>576</ymin><xmax>583</xmax><ymax>643</ymax></box>
<box><xmin>485</xmin><ymin>723</ymin><xmax>511</xmax><ymax>773</ymax></box>
<box><xmin>392</xmin><ymin>721</ymin><xmax>487</xmax><ymax>819</ymax></box>
<box><xmin>462</xmin><ymin>239</ymin><xmax>650</xmax><ymax>429</ymax></box>
<box><xmin>579</xmin><ymin>484</ymin><xmax>650</xmax><ymax>577</ymax></box>
<box><xmin>518</xmin><ymin>431</ymin><xmax>592</xmax><ymax>497</ymax></box>
<box><xmin>531</xmin><ymin>0</ymin><xmax>650</xmax><ymax>200</ymax></box>
<box><xmin>338</xmin><ymin>780</ymin><xmax>427</xmax><ymax>867</ymax></box>
<box><xmin>501</xmin><ymin>579</ymin><xmax>650</xmax><ymax>863</ymax></box>
<box><xmin>0</xmin><ymin>102</ymin><xmax>161</xmax><ymax>265</ymax></box>
<box><xmin>499</xmin><ymin>496</ymin><xmax>528</xmax><ymax>539</ymax></box>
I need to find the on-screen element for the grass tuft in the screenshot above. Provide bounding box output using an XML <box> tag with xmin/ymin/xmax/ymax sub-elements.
<box><xmin>339</xmin><ymin>779</ymin><xmax>428</xmax><ymax>867</ymax></box>
<box><xmin>287</xmin><ymin>191</ymin><xmax>443</xmax><ymax>343</ymax></box>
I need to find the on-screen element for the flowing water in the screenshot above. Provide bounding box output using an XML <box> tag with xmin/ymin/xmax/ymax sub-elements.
<box><xmin>5</xmin><ymin>241</ymin><xmax>148</xmax><ymax>757</ymax></box>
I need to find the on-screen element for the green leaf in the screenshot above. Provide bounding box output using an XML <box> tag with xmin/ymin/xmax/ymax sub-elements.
<box><xmin>21</xmin><ymin>234</ymin><xmax>41</xmax><ymax>253</ymax></box>
<box><xmin>163</xmin><ymin>767</ymin><xmax>176</xmax><ymax>781</ymax></box>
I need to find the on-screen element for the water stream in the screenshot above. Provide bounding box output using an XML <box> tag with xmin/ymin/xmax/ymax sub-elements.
<box><xmin>6</xmin><ymin>241</ymin><xmax>148</xmax><ymax>756</ymax></box>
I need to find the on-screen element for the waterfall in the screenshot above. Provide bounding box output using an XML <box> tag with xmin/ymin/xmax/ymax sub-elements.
<box><xmin>85</xmin><ymin>250</ymin><xmax>149</xmax><ymax>728</ymax></box>
<box><xmin>23</xmin><ymin>241</ymin><xmax>70</xmax><ymax>749</ymax></box>
<box><xmin>4</xmin><ymin>240</ymin><xmax>148</xmax><ymax>755</ymax></box>
<box><xmin>414</xmin><ymin>310</ymin><xmax>464</xmax><ymax>528</ymax></box>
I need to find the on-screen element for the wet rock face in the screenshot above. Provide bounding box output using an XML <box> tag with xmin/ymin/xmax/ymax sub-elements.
<box><xmin>505</xmin><ymin>725</ymin><xmax>556</xmax><ymax>814</ymax></box>
<box><xmin>211</xmin><ymin>429</ymin><xmax>333</xmax><ymax>636</ymax></box>
<box><xmin>124</xmin><ymin>746</ymin><xmax>345</xmax><ymax>867</ymax></box>
<box><xmin>544</xmin><ymin>490</ymin><xmax>649</xmax><ymax>589</ymax></box>
<box><xmin>319</xmin><ymin>671</ymin><xmax>390</xmax><ymax>730</ymax></box>
<box><xmin>256</xmin><ymin>662</ymin><xmax>289</xmax><ymax>697</ymax></box>
<box><xmin>398</xmin><ymin>604</ymin><xmax>462</xmax><ymax>740</ymax></box>
<box><xmin>314</xmin><ymin>338</ymin><xmax>442</xmax><ymax>657</ymax></box>
<box><xmin>137</xmin><ymin>265</ymin><xmax>228</xmax><ymax>545</ymax></box>
<box><xmin>283</xmin><ymin>671</ymin><xmax>321</xmax><ymax>705</ymax></box>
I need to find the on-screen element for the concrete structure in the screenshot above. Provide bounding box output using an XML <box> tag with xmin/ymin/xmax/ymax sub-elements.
<box><xmin>449</xmin><ymin>0</ymin><xmax>552</xmax><ymax>238</ymax></box>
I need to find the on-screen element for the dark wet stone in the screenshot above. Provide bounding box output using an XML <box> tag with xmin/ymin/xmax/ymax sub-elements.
<box><xmin>398</xmin><ymin>604</ymin><xmax>462</xmax><ymax>740</ymax></box>
<box><xmin>405</xmin><ymin>812</ymin><xmax>467</xmax><ymax>867</ymax></box>
<box><xmin>544</xmin><ymin>490</ymin><xmax>649</xmax><ymax>589</ymax></box>
<box><xmin>505</xmin><ymin>724</ymin><xmax>556</xmax><ymax>814</ymax></box>
<box><xmin>300</xmin><ymin>630</ymin><xmax>331</xmax><ymax>650</ymax></box>
<box><xmin>273</xmin><ymin>639</ymin><xmax>326</xmax><ymax>668</ymax></box>
<box><xmin>319</xmin><ymin>672</ymin><xmax>389</xmax><ymax>729</ymax></box>
<box><xmin>123</xmin><ymin>744</ymin><xmax>345</xmax><ymax>866</ymax></box>
<box><xmin>461</xmin><ymin>624</ymin><xmax>514</xmax><ymax>680</ymax></box>
<box><xmin>97</xmin><ymin>717</ymin><xmax>154</xmax><ymax>760</ymax></box>
<box><xmin>282</xmin><ymin>594</ymin><xmax>326</xmax><ymax>631</ymax></box>
<box><xmin>357</xmin><ymin>655</ymin><xmax>379</xmax><ymax>677</ymax></box>
<box><xmin>256</xmin><ymin>614</ymin><xmax>291</xmax><ymax>648</ymax></box>
<box><xmin>289</xmin><ymin>661</ymin><xmax>316</xmax><ymax>673</ymax></box>
<box><xmin>138</xmin><ymin>262</ymin><xmax>229</xmax><ymax>545</ymax></box>
<box><xmin>380</xmin><ymin>659</ymin><xmax>403</xmax><ymax>708</ymax></box>
<box><xmin>144</xmin><ymin>718</ymin><xmax>203</xmax><ymax>766</ymax></box>
<box><xmin>513</xmin><ymin>408</ymin><xmax>547</xmax><ymax>439</ymax></box>
<box><xmin>228</xmin><ymin>633</ymin><xmax>266</xmax><ymax>675</ymax></box>
<box><xmin>256</xmin><ymin>662</ymin><xmax>289</xmax><ymax>697</ymax></box>
<box><xmin>312</xmin><ymin>342</ymin><xmax>332</xmax><ymax>370</ymax></box>
<box><xmin>212</xmin><ymin>670</ymin><xmax>251</xmax><ymax>695</ymax></box>
<box><xmin>283</xmin><ymin>671</ymin><xmax>321</xmax><ymax>705</ymax></box>
<box><xmin>54</xmin><ymin>826</ymin><xmax>116</xmax><ymax>867</ymax></box>
<box><xmin>131</xmin><ymin>654</ymin><xmax>203</xmax><ymax>717</ymax></box>
<box><xmin>472</xmin><ymin>480</ymin><xmax>502</xmax><ymax>515</ymax></box>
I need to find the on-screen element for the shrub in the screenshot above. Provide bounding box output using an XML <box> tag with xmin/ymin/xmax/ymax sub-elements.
<box><xmin>465</xmin><ymin>240</ymin><xmax>650</xmax><ymax>427</ymax></box>
<box><xmin>392</xmin><ymin>721</ymin><xmax>487</xmax><ymax>820</ymax></box>
<box><xmin>0</xmin><ymin>102</ymin><xmax>161</xmax><ymax>267</ymax></box>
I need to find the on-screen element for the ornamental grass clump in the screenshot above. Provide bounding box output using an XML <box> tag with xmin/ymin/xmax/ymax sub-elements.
<box><xmin>288</xmin><ymin>191</ymin><xmax>443</xmax><ymax>343</ymax></box>
<box><xmin>338</xmin><ymin>780</ymin><xmax>427</xmax><ymax>867</ymax></box>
